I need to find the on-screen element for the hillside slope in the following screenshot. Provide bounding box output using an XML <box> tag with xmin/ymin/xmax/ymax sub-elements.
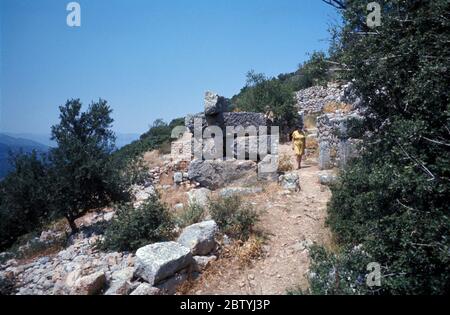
<box><xmin>0</xmin><ymin>134</ymin><xmax>49</xmax><ymax>178</ymax></box>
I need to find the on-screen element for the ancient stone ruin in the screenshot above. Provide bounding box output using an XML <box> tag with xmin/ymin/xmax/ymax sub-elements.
<box><xmin>172</xmin><ymin>91</ymin><xmax>279</xmax><ymax>189</ymax></box>
<box><xmin>295</xmin><ymin>82</ymin><xmax>365</xmax><ymax>170</ymax></box>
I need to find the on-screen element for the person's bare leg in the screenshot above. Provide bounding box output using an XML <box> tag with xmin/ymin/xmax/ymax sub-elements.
<box><xmin>297</xmin><ymin>155</ymin><xmax>302</xmax><ymax>169</ymax></box>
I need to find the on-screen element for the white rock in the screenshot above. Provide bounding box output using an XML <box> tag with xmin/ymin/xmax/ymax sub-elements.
<box><xmin>71</xmin><ymin>271</ymin><xmax>106</xmax><ymax>295</ymax></box>
<box><xmin>177</xmin><ymin>220</ymin><xmax>218</xmax><ymax>256</ymax></box>
<box><xmin>135</xmin><ymin>242</ymin><xmax>192</xmax><ymax>285</ymax></box>
<box><xmin>193</xmin><ymin>255</ymin><xmax>217</xmax><ymax>272</ymax></box>
<box><xmin>130</xmin><ymin>283</ymin><xmax>161</xmax><ymax>295</ymax></box>
<box><xmin>186</xmin><ymin>188</ymin><xmax>212</xmax><ymax>207</ymax></box>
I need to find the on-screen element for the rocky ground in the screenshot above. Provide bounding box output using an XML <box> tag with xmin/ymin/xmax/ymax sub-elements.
<box><xmin>182</xmin><ymin>144</ymin><xmax>333</xmax><ymax>295</ymax></box>
<box><xmin>0</xmin><ymin>143</ymin><xmax>335</xmax><ymax>295</ymax></box>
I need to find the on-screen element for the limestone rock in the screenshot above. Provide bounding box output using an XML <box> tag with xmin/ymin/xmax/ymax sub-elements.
<box><xmin>318</xmin><ymin>172</ymin><xmax>338</xmax><ymax>186</ymax></box>
<box><xmin>193</xmin><ymin>255</ymin><xmax>217</xmax><ymax>272</ymax></box>
<box><xmin>188</xmin><ymin>159</ymin><xmax>257</xmax><ymax>190</ymax></box>
<box><xmin>186</xmin><ymin>188</ymin><xmax>212</xmax><ymax>207</ymax></box>
<box><xmin>135</xmin><ymin>242</ymin><xmax>192</xmax><ymax>285</ymax></box>
<box><xmin>279</xmin><ymin>173</ymin><xmax>300</xmax><ymax>191</ymax></box>
<box><xmin>177</xmin><ymin>220</ymin><xmax>218</xmax><ymax>256</ymax></box>
<box><xmin>173</xmin><ymin>172</ymin><xmax>183</xmax><ymax>184</ymax></box>
<box><xmin>130</xmin><ymin>283</ymin><xmax>161</xmax><ymax>295</ymax></box>
<box><xmin>204</xmin><ymin>91</ymin><xmax>229</xmax><ymax>115</ymax></box>
<box><xmin>71</xmin><ymin>271</ymin><xmax>106</xmax><ymax>295</ymax></box>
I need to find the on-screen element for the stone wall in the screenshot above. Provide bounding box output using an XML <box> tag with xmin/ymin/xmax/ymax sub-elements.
<box><xmin>295</xmin><ymin>82</ymin><xmax>361</xmax><ymax>115</ymax></box>
<box><xmin>317</xmin><ymin>113</ymin><xmax>364</xmax><ymax>170</ymax></box>
<box><xmin>184</xmin><ymin>91</ymin><xmax>273</xmax><ymax>161</ymax></box>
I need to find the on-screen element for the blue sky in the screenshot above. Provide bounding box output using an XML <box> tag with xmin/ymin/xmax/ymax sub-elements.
<box><xmin>0</xmin><ymin>0</ymin><xmax>339</xmax><ymax>135</ymax></box>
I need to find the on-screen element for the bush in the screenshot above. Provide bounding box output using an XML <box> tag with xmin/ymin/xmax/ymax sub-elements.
<box><xmin>208</xmin><ymin>196</ymin><xmax>260</xmax><ymax>241</ymax></box>
<box><xmin>0</xmin><ymin>152</ymin><xmax>51</xmax><ymax>250</ymax></box>
<box><xmin>301</xmin><ymin>245</ymin><xmax>378</xmax><ymax>295</ymax></box>
<box><xmin>175</xmin><ymin>202</ymin><xmax>206</xmax><ymax>229</ymax></box>
<box><xmin>314</xmin><ymin>0</ymin><xmax>450</xmax><ymax>295</ymax></box>
<box><xmin>101</xmin><ymin>196</ymin><xmax>175</xmax><ymax>252</ymax></box>
<box><xmin>0</xmin><ymin>274</ymin><xmax>16</xmax><ymax>295</ymax></box>
<box><xmin>113</xmin><ymin>117</ymin><xmax>185</xmax><ymax>163</ymax></box>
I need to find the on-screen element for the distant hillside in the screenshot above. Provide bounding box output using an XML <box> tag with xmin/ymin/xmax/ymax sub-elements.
<box><xmin>3</xmin><ymin>132</ymin><xmax>140</xmax><ymax>149</ymax></box>
<box><xmin>0</xmin><ymin>134</ymin><xmax>49</xmax><ymax>179</ymax></box>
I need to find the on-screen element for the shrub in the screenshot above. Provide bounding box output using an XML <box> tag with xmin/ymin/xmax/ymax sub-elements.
<box><xmin>0</xmin><ymin>152</ymin><xmax>51</xmax><ymax>250</ymax></box>
<box><xmin>0</xmin><ymin>274</ymin><xmax>16</xmax><ymax>295</ymax></box>
<box><xmin>101</xmin><ymin>196</ymin><xmax>175</xmax><ymax>252</ymax></box>
<box><xmin>315</xmin><ymin>0</ymin><xmax>450</xmax><ymax>295</ymax></box>
<box><xmin>208</xmin><ymin>196</ymin><xmax>260</xmax><ymax>240</ymax></box>
<box><xmin>175</xmin><ymin>202</ymin><xmax>206</xmax><ymax>228</ymax></box>
<box><xmin>302</xmin><ymin>245</ymin><xmax>378</xmax><ymax>295</ymax></box>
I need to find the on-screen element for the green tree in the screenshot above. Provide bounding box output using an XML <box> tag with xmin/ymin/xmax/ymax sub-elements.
<box><xmin>49</xmin><ymin>99</ymin><xmax>128</xmax><ymax>233</ymax></box>
<box><xmin>232</xmin><ymin>71</ymin><xmax>298</xmax><ymax>136</ymax></box>
<box><xmin>0</xmin><ymin>152</ymin><xmax>50</xmax><ymax>249</ymax></box>
<box><xmin>314</xmin><ymin>0</ymin><xmax>450</xmax><ymax>294</ymax></box>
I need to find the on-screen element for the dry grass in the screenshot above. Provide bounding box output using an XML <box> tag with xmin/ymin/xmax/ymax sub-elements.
<box><xmin>178</xmin><ymin>235</ymin><xmax>265</xmax><ymax>295</ymax></box>
<box><xmin>158</xmin><ymin>185</ymin><xmax>188</xmax><ymax>208</ymax></box>
<box><xmin>232</xmin><ymin>236</ymin><xmax>265</xmax><ymax>267</ymax></box>
<box><xmin>278</xmin><ymin>153</ymin><xmax>294</xmax><ymax>173</ymax></box>
<box><xmin>306</xmin><ymin>137</ymin><xmax>319</xmax><ymax>158</ymax></box>
<box><xmin>323</xmin><ymin>102</ymin><xmax>353</xmax><ymax>114</ymax></box>
<box><xmin>143</xmin><ymin>150</ymin><xmax>164</xmax><ymax>169</ymax></box>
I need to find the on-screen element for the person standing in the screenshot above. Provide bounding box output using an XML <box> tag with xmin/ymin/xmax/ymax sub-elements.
<box><xmin>292</xmin><ymin>127</ymin><xmax>306</xmax><ymax>169</ymax></box>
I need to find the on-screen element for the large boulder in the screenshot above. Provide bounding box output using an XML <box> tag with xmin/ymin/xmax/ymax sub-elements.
<box><xmin>177</xmin><ymin>220</ymin><xmax>218</xmax><ymax>256</ymax></box>
<box><xmin>134</xmin><ymin>242</ymin><xmax>192</xmax><ymax>285</ymax></box>
<box><xmin>204</xmin><ymin>91</ymin><xmax>229</xmax><ymax>115</ymax></box>
<box><xmin>188</xmin><ymin>159</ymin><xmax>257</xmax><ymax>190</ymax></box>
<box><xmin>279</xmin><ymin>172</ymin><xmax>300</xmax><ymax>191</ymax></box>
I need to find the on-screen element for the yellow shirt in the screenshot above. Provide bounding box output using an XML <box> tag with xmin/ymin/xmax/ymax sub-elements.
<box><xmin>292</xmin><ymin>130</ymin><xmax>306</xmax><ymax>156</ymax></box>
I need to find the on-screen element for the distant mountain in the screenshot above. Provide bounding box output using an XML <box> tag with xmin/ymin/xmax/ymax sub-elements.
<box><xmin>0</xmin><ymin>134</ymin><xmax>49</xmax><ymax>179</ymax></box>
<box><xmin>114</xmin><ymin>133</ymin><xmax>140</xmax><ymax>149</ymax></box>
<box><xmin>3</xmin><ymin>133</ymin><xmax>140</xmax><ymax>150</ymax></box>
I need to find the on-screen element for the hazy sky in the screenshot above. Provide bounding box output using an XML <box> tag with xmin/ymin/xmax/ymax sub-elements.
<box><xmin>0</xmin><ymin>0</ymin><xmax>339</xmax><ymax>135</ymax></box>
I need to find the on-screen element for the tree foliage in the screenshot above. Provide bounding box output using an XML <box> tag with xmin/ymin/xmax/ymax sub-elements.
<box><xmin>100</xmin><ymin>196</ymin><xmax>175</xmax><ymax>252</ymax></box>
<box><xmin>0</xmin><ymin>152</ymin><xmax>51</xmax><ymax>249</ymax></box>
<box><xmin>113</xmin><ymin>117</ymin><xmax>185</xmax><ymax>163</ymax></box>
<box><xmin>313</xmin><ymin>0</ymin><xmax>450</xmax><ymax>294</ymax></box>
<box><xmin>48</xmin><ymin>99</ymin><xmax>129</xmax><ymax>232</ymax></box>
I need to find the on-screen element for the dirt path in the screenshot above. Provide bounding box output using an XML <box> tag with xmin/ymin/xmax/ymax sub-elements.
<box><xmin>186</xmin><ymin>145</ymin><xmax>332</xmax><ymax>295</ymax></box>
